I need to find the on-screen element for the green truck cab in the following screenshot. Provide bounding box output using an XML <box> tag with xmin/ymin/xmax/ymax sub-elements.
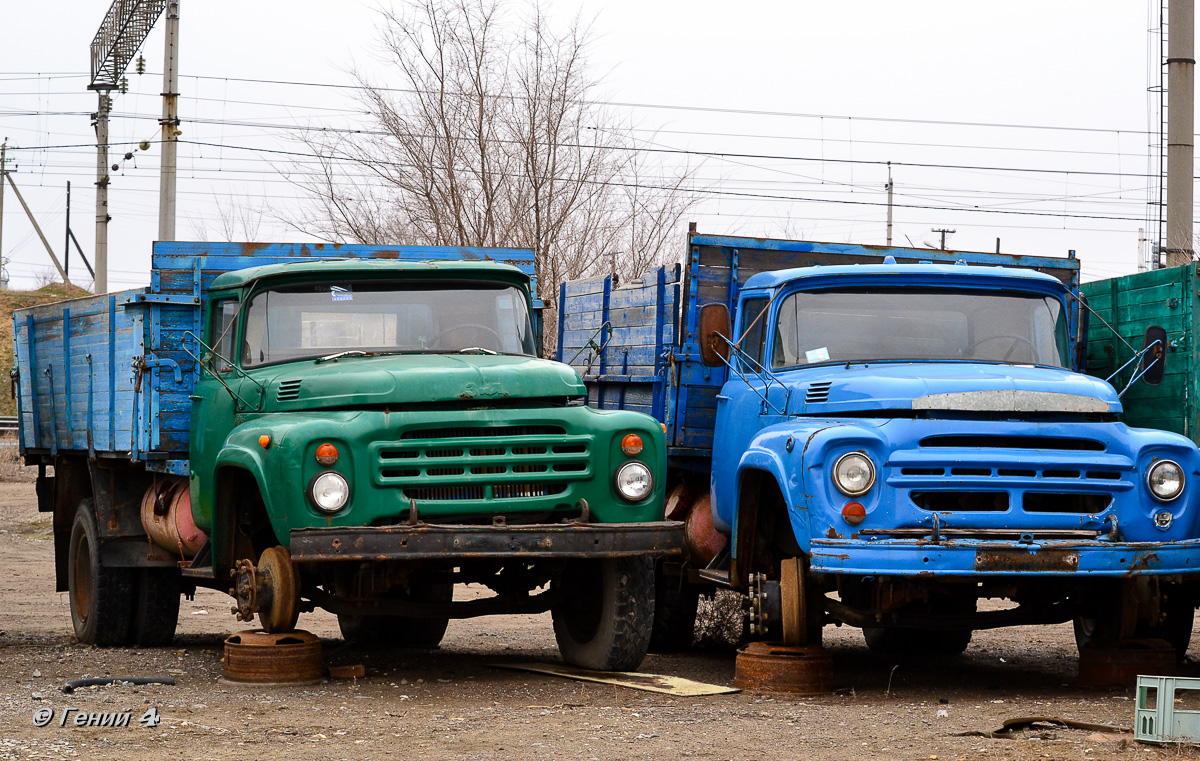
<box><xmin>13</xmin><ymin>244</ymin><xmax>682</xmax><ymax>671</ymax></box>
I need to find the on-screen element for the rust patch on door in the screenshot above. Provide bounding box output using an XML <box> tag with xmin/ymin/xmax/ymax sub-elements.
<box><xmin>975</xmin><ymin>549</ymin><xmax>1079</xmax><ymax>572</ymax></box>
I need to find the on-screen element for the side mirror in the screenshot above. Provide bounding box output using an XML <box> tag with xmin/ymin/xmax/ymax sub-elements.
<box><xmin>698</xmin><ymin>303</ymin><xmax>732</xmax><ymax>367</ymax></box>
<box><xmin>1140</xmin><ymin>325</ymin><xmax>1167</xmax><ymax>386</ymax></box>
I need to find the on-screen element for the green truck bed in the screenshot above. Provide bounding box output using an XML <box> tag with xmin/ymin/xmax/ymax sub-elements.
<box><xmin>1081</xmin><ymin>265</ymin><xmax>1198</xmax><ymax>438</ymax></box>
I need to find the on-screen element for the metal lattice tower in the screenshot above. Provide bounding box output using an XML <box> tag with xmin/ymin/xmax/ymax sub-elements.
<box><xmin>89</xmin><ymin>0</ymin><xmax>169</xmax><ymax>90</ymax></box>
<box><xmin>87</xmin><ymin>0</ymin><xmax>174</xmax><ymax>293</ymax></box>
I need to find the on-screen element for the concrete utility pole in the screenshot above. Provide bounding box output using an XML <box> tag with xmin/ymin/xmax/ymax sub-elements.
<box><xmin>932</xmin><ymin>228</ymin><xmax>956</xmax><ymax>250</ymax></box>
<box><xmin>0</xmin><ymin>140</ymin><xmax>7</xmax><ymax>284</ymax></box>
<box><xmin>885</xmin><ymin>162</ymin><xmax>893</xmax><ymax>247</ymax></box>
<box><xmin>93</xmin><ymin>92</ymin><xmax>111</xmax><ymax>293</ymax></box>
<box><xmin>158</xmin><ymin>0</ymin><xmax>180</xmax><ymax>242</ymax></box>
<box><xmin>1165</xmin><ymin>0</ymin><xmax>1195</xmax><ymax>267</ymax></box>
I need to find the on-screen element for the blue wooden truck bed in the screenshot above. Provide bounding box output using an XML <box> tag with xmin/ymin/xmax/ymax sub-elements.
<box><xmin>14</xmin><ymin>242</ymin><xmax>536</xmax><ymax>475</ymax></box>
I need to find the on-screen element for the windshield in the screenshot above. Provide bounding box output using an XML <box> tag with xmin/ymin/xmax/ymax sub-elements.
<box><xmin>241</xmin><ymin>280</ymin><xmax>535</xmax><ymax>367</ymax></box>
<box><xmin>772</xmin><ymin>287</ymin><xmax>1069</xmax><ymax>369</ymax></box>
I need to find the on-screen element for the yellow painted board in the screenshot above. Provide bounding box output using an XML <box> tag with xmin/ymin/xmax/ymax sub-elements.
<box><xmin>491</xmin><ymin>662</ymin><xmax>740</xmax><ymax>696</ymax></box>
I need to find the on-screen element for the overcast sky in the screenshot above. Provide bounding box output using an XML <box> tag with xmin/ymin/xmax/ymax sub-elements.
<box><xmin>0</xmin><ymin>0</ymin><xmax>1177</xmax><ymax>290</ymax></box>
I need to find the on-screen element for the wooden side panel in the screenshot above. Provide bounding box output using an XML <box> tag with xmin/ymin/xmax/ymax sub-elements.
<box><xmin>1082</xmin><ymin>265</ymin><xmax>1195</xmax><ymax>440</ymax></box>
<box><xmin>14</xmin><ymin>291</ymin><xmax>145</xmax><ymax>456</ymax></box>
<box><xmin>557</xmin><ymin>266</ymin><xmax>680</xmax><ymax>423</ymax></box>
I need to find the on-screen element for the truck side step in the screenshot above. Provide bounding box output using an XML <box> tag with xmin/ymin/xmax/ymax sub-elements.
<box><xmin>696</xmin><ymin>568</ymin><xmax>732</xmax><ymax>587</ymax></box>
<box><xmin>180</xmin><ymin>539</ymin><xmax>215</xmax><ymax>581</ymax></box>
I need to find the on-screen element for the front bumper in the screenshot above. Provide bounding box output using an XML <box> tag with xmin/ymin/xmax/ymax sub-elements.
<box><xmin>809</xmin><ymin>537</ymin><xmax>1200</xmax><ymax>577</ymax></box>
<box><xmin>289</xmin><ymin>520</ymin><xmax>685</xmax><ymax>562</ymax></box>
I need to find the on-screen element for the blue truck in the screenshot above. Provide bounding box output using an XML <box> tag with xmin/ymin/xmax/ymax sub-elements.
<box><xmin>558</xmin><ymin>228</ymin><xmax>1200</xmax><ymax>658</ymax></box>
<box><xmin>13</xmin><ymin>242</ymin><xmax>681</xmax><ymax>670</ymax></box>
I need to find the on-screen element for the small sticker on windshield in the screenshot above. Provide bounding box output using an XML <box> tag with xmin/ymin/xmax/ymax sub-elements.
<box><xmin>330</xmin><ymin>285</ymin><xmax>353</xmax><ymax>302</ymax></box>
<box><xmin>805</xmin><ymin>347</ymin><xmax>830</xmax><ymax>363</ymax></box>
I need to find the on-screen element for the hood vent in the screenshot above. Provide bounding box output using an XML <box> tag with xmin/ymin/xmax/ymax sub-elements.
<box><xmin>276</xmin><ymin>379</ymin><xmax>303</xmax><ymax>402</ymax></box>
<box><xmin>805</xmin><ymin>381</ymin><xmax>832</xmax><ymax>404</ymax></box>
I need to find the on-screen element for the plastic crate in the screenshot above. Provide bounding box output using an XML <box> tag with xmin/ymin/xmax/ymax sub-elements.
<box><xmin>1135</xmin><ymin>675</ymin><xmax>1200</xmax><ymax>743</ymax></box>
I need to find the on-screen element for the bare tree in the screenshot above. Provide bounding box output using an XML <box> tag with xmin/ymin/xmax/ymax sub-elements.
<box><xmin>289</xmin><ymin>0</ymin><xmax>696</xmax><ymax>315</ymax></box>
<box><xmin>188</xmin><ymin>192</ymin><xmax>266</xmax><ymax>243</ymax></box>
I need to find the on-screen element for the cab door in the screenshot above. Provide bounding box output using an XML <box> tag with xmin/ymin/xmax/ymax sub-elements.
<box><xmin>189</xmin><ymin>295</ymin><xmax>243</xmax><ymax>536</ymax></box>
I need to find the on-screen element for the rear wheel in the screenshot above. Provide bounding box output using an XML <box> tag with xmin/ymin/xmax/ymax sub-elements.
<box><xmin>337</xmin><ymin>583</ymin><xmax>453</xmax><ymax>648</ymax></box>
<box><xmin>68</xmin><ymin>500</ymin><xmax>135</xmax><ymax>646</ymax></box>
<box><xmin>552</xmin><ymin>556</ymin><xmax>655</xmax><ymax>671</ymax></box>
<box><xmin>130</xmin><ymin>568</ymin><xmax>181</xmax><ymax>646</ymax></box>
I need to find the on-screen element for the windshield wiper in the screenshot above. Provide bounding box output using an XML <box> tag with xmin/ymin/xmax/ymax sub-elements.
<box><xmin>457</xmin><ymin>347</ymin><xmax>498</xmax><ymax>355</ymax></box>
<box><xmin>316</xmin><ymin>350</ymin><xmax>372</xmax><ymax>363</ymax></box>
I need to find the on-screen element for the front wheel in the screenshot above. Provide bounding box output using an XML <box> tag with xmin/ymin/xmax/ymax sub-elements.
<box><xmin>68</xmin><ymin>501</ymin><xmax>135</xmax><ymax>646</ymax></box>
<box><xmin>552</xmin><ymin>556</ymin><xmax>655</xmax><ymax>671</ymax></box>
<box><xmin>1074</xmin><ymin>584</ymin><xmax>1196</xmax><ymax>661</ymax></box>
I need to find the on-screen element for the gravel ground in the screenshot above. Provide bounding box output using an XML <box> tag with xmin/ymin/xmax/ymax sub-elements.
<box><xmin>1</xmin><ymin>480</ymin><xmax>1198</xmax><ymax>760</ymax></box>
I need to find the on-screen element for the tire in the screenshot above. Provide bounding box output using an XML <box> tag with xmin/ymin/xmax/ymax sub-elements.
<box><xmin>1075</xmin><ymin>586</ymin><xmax>1196</xmax><ymax>661</ymax></box>
<box><xmin>131</xmin><ymin>568</ymin><xmax>181</xmax><ymax>646</ymax></box>
<box><xmin>337</xmin><ymin>583</ymin><xmax>453</xmax><ymax>648</ymax></box>
<box><xmin>649</xmin><ymin>564</ymin><xmax>700</xmax><ymax>652</ymax></box>
<box><xmin>68</xmin><ymin>500</ymin><xmax>135</xmax><ymax>646</ymax></box>
<box><xmin>1157</xmin><ymin>597</ymin><xmax>1196</xmax><ymax>661</ymax></box>
<box><xmin>552</xmin><ymin>556</ymin><xmax>655</xmax><ymax>671</ymax></box>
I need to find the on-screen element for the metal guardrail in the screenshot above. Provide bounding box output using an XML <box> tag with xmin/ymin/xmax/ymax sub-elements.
<box><xmin>0</xmin><ymin>416</ymin><xmax>18</xmax><ymax>434</ymax></box>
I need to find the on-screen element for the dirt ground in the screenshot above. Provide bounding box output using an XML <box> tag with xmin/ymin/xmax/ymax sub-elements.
<box><xmin>1</xmin><ymin>480</ymin><xmax>1199</xmax><ymax>760</ymax></box>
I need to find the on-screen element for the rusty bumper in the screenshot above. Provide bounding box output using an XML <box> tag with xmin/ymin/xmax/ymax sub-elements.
<box><xmin>288</xmin><ymin>521</ymin><xmax>685</xmax><ymax>563</ymax></box>
<box><xmin>808</xmin><ymin>537</ymin><xmax>1200</xmax><ymax>576</ymax></box>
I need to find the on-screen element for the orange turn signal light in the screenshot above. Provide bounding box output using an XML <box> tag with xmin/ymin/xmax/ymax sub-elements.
<box><xmin>316</xmin><ymin>442</ymin><xmax>339</xmax><ymax>466</ymax></box>
<box><xmin>621</xmin><ymin>433</ymin><xmax>644</xmax><ymax>456</ymax></box>
<box><xmin>841</xmin><ymin>501</ymin><xmax>866</xmax><ymax>526</ymax></box>
<box><xmin>258</xmin><ymin>434</ymin><xmax>271</xmax><ymax>449</ymax></box>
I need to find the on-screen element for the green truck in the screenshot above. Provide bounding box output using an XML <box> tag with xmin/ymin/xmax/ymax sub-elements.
<box><xmin>12</xmin><ymin>242</ymin><xmax>682</xmax><ymax>671</ymax></box>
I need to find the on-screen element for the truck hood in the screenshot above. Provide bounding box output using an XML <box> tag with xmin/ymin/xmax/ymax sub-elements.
<box><xmin>253</xmin><ymin>353</ymin><xmax>586</xmax><ymax>411</ymax></box>
<box><xmin>785</xmin><ymin>362</ymin><xmax>1121</xmax><ymax>416</ymax></box>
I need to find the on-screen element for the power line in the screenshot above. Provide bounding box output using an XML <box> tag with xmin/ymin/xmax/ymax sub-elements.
<box><xmin>0</xmin><ymin>69</ymin><xmax>1161</xmax><ymax>136</ymax></box>
<box><xmin>2</xmin><ymin>123</ymin><xmax>1175</xmax><ymax>181</ymax></box>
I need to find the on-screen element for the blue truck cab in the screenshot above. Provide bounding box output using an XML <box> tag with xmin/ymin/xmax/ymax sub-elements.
<box><xmin>559</xmin><ymin>230</ymin><xmax>1200</xmax><ymax>658</ymax></box>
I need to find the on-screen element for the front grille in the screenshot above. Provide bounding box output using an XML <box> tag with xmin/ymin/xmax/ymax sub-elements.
<box><xmin>377</xmin><ymin>424</ymin><xmax>592</xmax><ymax>502</ymax></box>
<box><xmin>276</xmin><ymin>379</ymin><xmax>302</xmax><ymax>401</ymax></box>
<box><xmin>899</xmin><ymin>465</ymin><xmax>1125</xmax><ymax>482</ymax></box>
<box><xmin>1024</xmin><ymin>493</ymin><xmax>1112</xmax><ymax>514</ymax></box>
<box><xmin>920</xmin><ymin>435</ymin><xmax>1105</xmax><ymax>451</ymax></box>
<box><xmin>493</xmin><ymin>483</ymin><xmax>567</xmax><ymax>499</ymax></box>
<box><xmin>405</xmin><ymin>485</ymin><xmax>486</xmax><ymax>501</ymax></box>
<box><xmin>893</xmin><ymin>439</ymin><xmax>1133</xmax><ymax>518</ymax></box>
<box><xmin>806</xmin><ymin>381</ymin><xmax>832</xmax><ymax>404</ymax></box>
<box><xmin>402</xmin><ymin>425</ymin><xmax>564</xmax><ymax>440</ymax></box>
<box><xmin>912</xmin><ymin>491</ymin><xmax>1008</xmax><ymax>512</ymax></box>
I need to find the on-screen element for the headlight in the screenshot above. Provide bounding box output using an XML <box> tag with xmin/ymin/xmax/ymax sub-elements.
<box><xmin>615</xmin><ymin>461</ymin><xmax>653</xmax><ymax>501</ymax></box>
<box><xmin>310</xmin><ymin>471</ymin><xmax>350</xmax><ymax>513</ymax></box>
<box><xmin>832</xmin><ymin>452</ymin><xmax>876</xmax><ymax>497</ymax></box>
<box><xmin>1147</xmin><ymin>460</ymin><xmax>1185</xmax><ymax>502</ymax></box>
